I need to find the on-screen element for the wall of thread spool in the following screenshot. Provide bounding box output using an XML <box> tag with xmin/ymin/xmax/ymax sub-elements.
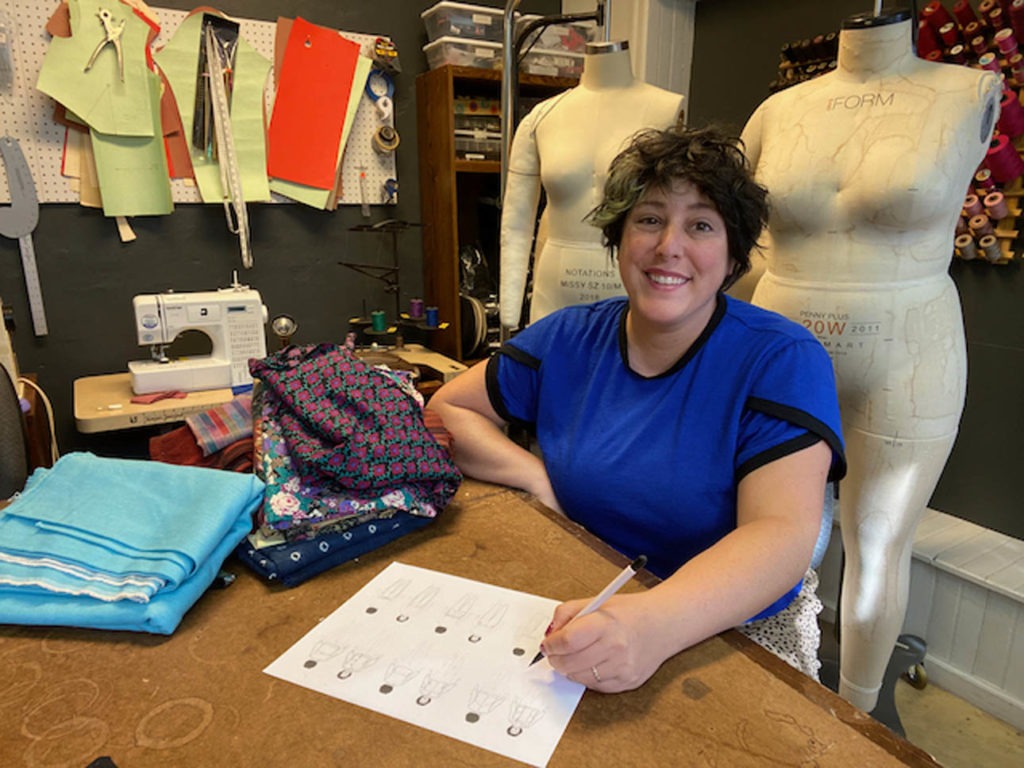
<box><xmin>918</xmin><ymin>0</ymin><xmax>1024</xmax><ymax>265</ymax></box>
<box><xmin>769</xmin><ymin>31</ymin><xmax>839</xmax><ymax>93</ymax></box>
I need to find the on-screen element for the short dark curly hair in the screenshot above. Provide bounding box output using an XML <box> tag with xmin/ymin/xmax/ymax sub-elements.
<box><xmin>585</xmin><ymin>126</ymin><xmax>769</xmax><ymax>291</ymax></box>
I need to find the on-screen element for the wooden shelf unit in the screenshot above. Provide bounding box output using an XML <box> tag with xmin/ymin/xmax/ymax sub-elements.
<box><xmin>416</xmin><ymin>65</ymin><xmax>577</xmax><ymax>361</ymax></box>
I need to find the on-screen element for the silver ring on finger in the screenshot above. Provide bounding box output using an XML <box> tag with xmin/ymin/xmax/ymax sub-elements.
<box><xmin>591</xmin><ymin>665</ymin><xmax>602</xmax><ymax>683</ymax></box>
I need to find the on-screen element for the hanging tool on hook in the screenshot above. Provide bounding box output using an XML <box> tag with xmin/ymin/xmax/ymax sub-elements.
<box><xmin>84</xmin><ymin>8</ymin><xmax>125</xmax><ymax>82</ymax></box>
<box><xmin>0</xmin><ymin>136</ymin><xmax>47</xmax><ymax>336</ymax></box>
<box><xmin>201</xmin><ymin>14</ymin><xmax>251</xmax><ymax>269</ymax></box>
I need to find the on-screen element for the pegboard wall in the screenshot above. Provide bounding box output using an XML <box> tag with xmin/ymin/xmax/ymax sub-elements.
<box><xmin>0</xmin><ymin>1</ymin><xmax>396</xmax><ymax>206</ymax></box>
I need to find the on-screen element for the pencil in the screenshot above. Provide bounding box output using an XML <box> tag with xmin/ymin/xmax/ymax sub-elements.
<box><xmin>529</xmin><ymin>555</ymin><xmax>648</xmax><ymax>667</ymax></box>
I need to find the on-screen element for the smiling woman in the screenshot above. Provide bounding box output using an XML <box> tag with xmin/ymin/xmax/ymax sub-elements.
<box><xmin>427</xmin><ymin>125</ymin><xmax>846</xmax><ymax>694</ymax></box>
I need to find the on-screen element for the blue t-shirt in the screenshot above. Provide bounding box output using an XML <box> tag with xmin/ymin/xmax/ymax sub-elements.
<box><xmin>487</xmin><ymin>295</ymin><xmax>846</xmax><ymax>617</ymax></box>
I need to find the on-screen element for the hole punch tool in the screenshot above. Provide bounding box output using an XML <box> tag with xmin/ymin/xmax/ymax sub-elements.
<box><xmin>84</xmin><ymin>8</ymin><xmax>125</xmax><ymax>82</ymax></box>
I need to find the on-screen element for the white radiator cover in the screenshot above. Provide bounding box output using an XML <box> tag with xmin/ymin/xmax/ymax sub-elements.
<box><xmin>817</xmin><ymin>508</ymin><xmax>1024</xmax><ymax>730</ymax></box>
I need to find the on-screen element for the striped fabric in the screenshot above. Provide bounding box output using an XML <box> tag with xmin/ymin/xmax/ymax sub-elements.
<box><xmin>186</xmin><ymin>394</ymin><xmax>254</xmax><ymax>456</ymax></box>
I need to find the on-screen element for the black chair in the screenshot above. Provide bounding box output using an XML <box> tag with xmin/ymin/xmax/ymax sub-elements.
<box><xmin>0</xmin><ymin>370</ymin><xmax>29</xmax><ymax>498</ymax></box>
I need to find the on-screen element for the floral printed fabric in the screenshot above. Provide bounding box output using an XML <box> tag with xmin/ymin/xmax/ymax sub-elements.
<box><xmin>249</xmin><ymin>344</ymin><xmax>462</xmax><ymax>537</ymax></box>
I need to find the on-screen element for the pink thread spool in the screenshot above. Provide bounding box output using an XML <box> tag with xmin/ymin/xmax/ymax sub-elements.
<box><xmin>970</xmin><ymin>34</ymin><xmax>990</xmax><ymax>57</ymax></box>
<box><xmin>955</xmin><ymin>233</ymin><xmax>978</xmax><ymax>260</ymax></box>
<box><xmin>975</xmin><ymin>167</ymin><xmax>997</xmax><ymax>191</ymax></box>
<box><xmin>969</xmin><ymin>213</ymin><xmax>994</xmax><ymax>236</ymax></box>
<box><xmin>1010</xmin><ymin>52</ymin><xmax>1024</xmax><ymax>83</ymax></box>
<box><xmin>978</xmin><ymin>52</ymin><xmax>1003</xmax><ymax>73</ymax></box>
<box><xmin>986</xmin><ymin>133</ymin><xmax>1024</xmax><ymax>182</ymax></box>
<box><xmin>1013</xmin><ymin>0</ymin><xmax>1024</xmax><ymax>40</ymax></box>
<box><xmin>956</xmin><ymin>215</ymin><xmax>970</xmax><ymax>235</ymax></box>
<box><xmin>964</xmin><ymin>193</ymin><xmax>985</xmax><ymax>217</ymax></box>
<box><xmin>979</xmin><ymin>233</ymin><xmax>1003</xmax><ymax>261</ymax></box>
<box><xmin>996</xmin><ymin>27</ymin><xmax>1019</xmax><ymax>56</ymax></box>
<box><xmin>999</xmin><ymin>88</ymin><xmax>1024</xmax><ymax>136</ymax></box>
<box><xmin>984</xmin><ymin>190</ymin><xmax>1011</xmax><ymax>219</ymax></box>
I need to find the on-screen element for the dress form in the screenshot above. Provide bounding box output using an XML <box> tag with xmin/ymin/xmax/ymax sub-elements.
<box><xmin>740</xmin><ymin>10</ymin><xmax>1000</xmax><ymax>712</ymax></box>
<box><xmin>499</xmin><ymin>41</ymin><xmax>684</xmax><ymax>328</ymax></box>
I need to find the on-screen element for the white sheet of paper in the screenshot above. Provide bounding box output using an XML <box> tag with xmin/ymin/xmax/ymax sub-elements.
<box><xmin>264</xmin><ymin>561</ymin><xmax>586</xmax><ymax>767</ymax></box>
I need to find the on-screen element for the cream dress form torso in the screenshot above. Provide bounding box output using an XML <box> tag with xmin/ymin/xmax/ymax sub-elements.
<box><xmin>740</xmin><ymin>12</ymin><xmax>1000</xmax><ymax>712</ymax></box>
<box><xmin>499</xmin><ymin>41</ymin><xmax>684</xmax><ymax>328</ymax></box>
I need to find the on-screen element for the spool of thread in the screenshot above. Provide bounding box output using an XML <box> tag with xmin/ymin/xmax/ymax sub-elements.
<box><xmin>979</xmin><ymin>233</ymin><xmax>1003</xmax><ymax>261</ymax></box>
<box><xmin>984</xmin><ymin>190</ymin><xmax>1011</xmax><ymax>219</ymax></box>
<box><xmin>939</xmin><ymin>21</ymin><xmax>961</xmax><ymax>47</ymax></box>
<box><xmin>978</xmin><ymin>52</ymin><xmax>1002</xmax><ymax>73</ymax></box>
<box><xmin>969</xmin><ymin>213</ymin><xmax>994</xmax><ymax>236</ymax></box>
<box><xmin>1009</xmin><ymin>52</ymin><xmax>1024</xmax><ymax>82</ymax></box>
<box><xmin>986</xmin><ymin>133</ymin><xmax>1024</xmax><ymax>182</ymax></box>
<box><xmin>925</xmin><ymin>49</ymin><xmax>944</xmax><ymax>63</ymax></box>
<box><xmin>970</xmin><ymin>34</ymin><xmax>989</xmax><ymax>57</ymax></box>
<box><xmin>409</xmin><ymin>297</ymin><xmax>424</xmax><ymax>319</ymax></box>
<box><xmin>956</xmin><ymin>215</ymin><xmax>969</xmax><ymax>235</ymax></box>
<box><xmin>424</xmin><ymin>306</ymin><xmax>439</xmax><ymax>328</ymax></box>
<box><xmin>996</xmin><ymin>27</ymin><xmax>1019</xmax><ymax>55</ymax></box>
<box><xmin>918</xmin><ymin>20</ymin><xmax>941</xmax><ymax>57</ymax></box>
<box><xmin>370</xmin><ymin>309</ymin><xmax>387</xmax><ymax>332</ymax></box>
<box><xmin>954</xmin><ymin>0</ymin><xmax>980</xmax><ymax>29</ymax></box>
<box><xmin>947</xmin><ymin>43</ymin><xmax>969</xmax><ymax>64</ymax></box>
<box><xmin>991</xmin><ymin>6</ymin><xmax>1008</xmax><ymax>30</ymax></box>
<box><xmin>963</xmin><ymin>193</ymin><xmax>985</xmax><ymax>217</ymax></box>
<box><xmin>975</xmin><ymin>167</ymin><xmax>997</xmax><ymax>191</ymax></box>
<box><xmin>923</xmin><ymin>0</ymin><xmax>954</xmax><ymax>31</ymax></box>
<box><xmin>1013</xmin><ymin>0</ymin><xmax>1024</xmax><ymax>40</ymax></box>
<box><xmin>955</xmin><ymin>233</ymin><xmax>978</xmax><ymax>260</ymax></box>
<box><xmin>999</xmin><ymin>88</ymin><xmax>1024</xmax><ymax>136</ymax></box>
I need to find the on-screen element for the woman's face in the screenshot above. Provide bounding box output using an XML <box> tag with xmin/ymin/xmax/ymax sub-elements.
<box><xmin>618</xmin><ymin>181</ymin><xmax>732</xmax><ymax>337</ymax></box>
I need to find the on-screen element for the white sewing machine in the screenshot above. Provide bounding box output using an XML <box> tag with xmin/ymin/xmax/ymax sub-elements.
<box><xmin>128</xmin><ymin>283</ymin><xmax>268</xmax><ymax>395</ymax></box>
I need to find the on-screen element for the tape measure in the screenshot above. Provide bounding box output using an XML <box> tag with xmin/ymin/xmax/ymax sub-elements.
<box><xmin>0</xmin><ymin>136</ymin><xmax>47</xmax><ymax>336</ymax></box>
<box><xmin>372</xmin><ymin>125</ymin><xmax>400</xmax><ymax>155</ymax></box>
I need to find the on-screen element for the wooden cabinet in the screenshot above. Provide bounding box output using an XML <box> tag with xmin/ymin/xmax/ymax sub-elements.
<box><xmin>416</xmin><ymin>65</ymin><xmax>576</xmax><ymax>361</ymax></box>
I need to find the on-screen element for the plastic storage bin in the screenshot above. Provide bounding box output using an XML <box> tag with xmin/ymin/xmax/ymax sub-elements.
<box><xmin>421</xmin><ymin>2</ymin><xmax>506</xmax><ymax>44</ymax></box>
<box><xmin>423</xmin><ymin>36</ymin><xmax>502</xmax><ymax>71</ymax></box>
<box><xmin>522</xmin><ymin>47</ymin><xmax>584</xmax><ymax>79</ymax></box>
<box><xmin>516</xmin><ymin>14</ymin><xmax>595</xmax><ymax>52</ymax></box>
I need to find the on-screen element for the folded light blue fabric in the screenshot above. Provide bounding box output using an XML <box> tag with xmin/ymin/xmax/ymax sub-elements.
<box><xmin>0</xmin><ymin>452</ymin><xmax>263</xmax><ymax>634</ymax></box>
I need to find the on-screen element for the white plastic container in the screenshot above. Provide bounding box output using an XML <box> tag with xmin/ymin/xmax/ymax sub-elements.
<box><xmin>423</xmin><ymin>36</ymin><xmax>502</xmax><ymax>71</ymax></box>
<box><xmin>516</xmin><ymin>14</ymin><xmax>595</xmax><ymax>53</ymax></box>
<box><xmin>421</xmin><ymin>2</ymin><xmax>506</xmax><ymax>44</ymax></box>
<box><xmin>521</xmin><ymin>47</ymin><xmax>584</xmax><ymax>79</ymax></box>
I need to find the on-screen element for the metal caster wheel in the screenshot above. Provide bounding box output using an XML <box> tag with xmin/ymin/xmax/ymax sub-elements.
<box><xmin>903</xmin><ymin>662</ymin><xmax>928</xmax><ymax>690</ymax></box>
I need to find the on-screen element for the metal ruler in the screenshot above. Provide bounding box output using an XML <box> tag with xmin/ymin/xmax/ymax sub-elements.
<box><xmin>204</xmin><ymin>25</ymin><xmax>252</xmax><ymax>269</ymax></box>
<box><xmin>0</xmin><ymin>136</ymin><xmax>47</xmax><ymax>336</ymax></box>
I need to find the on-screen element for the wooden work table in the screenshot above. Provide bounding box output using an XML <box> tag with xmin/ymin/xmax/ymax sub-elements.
<box><xmin>0</xmin><ymin>481</ymin><xmax>938</xmax><ymax>767</ymax></box>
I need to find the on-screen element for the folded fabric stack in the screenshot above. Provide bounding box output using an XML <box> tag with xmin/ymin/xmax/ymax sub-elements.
<box><xmin>0</xmin><ymin>452</ymin><xmax>264</xmax><ymax>634</ymax></box>
<box><xmin>235</xmin><ymin>343</ymin><xmax>462</xmax><ymax>587</ymax></box>
<box><xmin>149</xmin><ymin>394</ymin><xmax>255</xmax><ymax>472</ymax></box>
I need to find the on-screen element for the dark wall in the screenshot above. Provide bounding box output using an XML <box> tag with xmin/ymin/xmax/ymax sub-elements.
<box><xmin>690</xmin><ymin>1</ymin><xmax>1024</xmax><ymax>539</ymax></box>
<box><xmin>0</xmin><ymin>0</ymin><xmax>557</xmax><ymax>458</ymax></box>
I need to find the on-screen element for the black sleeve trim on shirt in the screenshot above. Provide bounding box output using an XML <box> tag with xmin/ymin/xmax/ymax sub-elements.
<box><xmin>737</xmin><ymin>432</ymin><xmax>821</xmax><ymax>482</ymax></box>
<box><xmin>744</xmin><ymin>396</ymin><xmax>848</xmax><ymax>482</ymax></box>
<box><xmin>485</xmin><ymin>348</ymin><xmax>537</xmax><ymax>430</ymax></box>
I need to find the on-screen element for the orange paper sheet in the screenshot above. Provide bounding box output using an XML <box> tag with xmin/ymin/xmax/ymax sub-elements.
<box><xmin>267</xmin><ymin>17</ymin><xmax>360</xmax><ymax>190</ymax></box>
